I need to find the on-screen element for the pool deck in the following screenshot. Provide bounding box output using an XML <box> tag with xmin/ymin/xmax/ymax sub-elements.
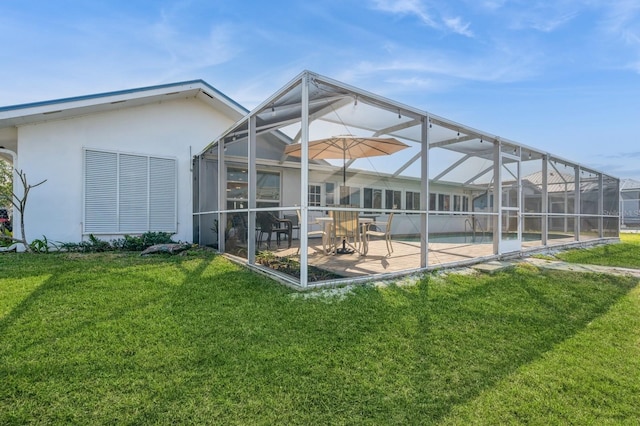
<box><xmin>258</xmin><ymin>235</ymin><xmax>582</xmax><ymax>279</ymax></box>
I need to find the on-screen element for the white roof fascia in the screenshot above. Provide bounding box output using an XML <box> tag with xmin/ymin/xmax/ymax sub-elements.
<box><xmin>0</xmin><ymin>80</ymin><xmax>246</xmax><ymax>128</ymax></box>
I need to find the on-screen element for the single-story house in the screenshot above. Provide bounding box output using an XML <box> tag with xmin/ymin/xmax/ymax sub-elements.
<box><xmin>0</xmin><ymin>80</ymin><xmax>246</xmax><ymax>244</ymax></box>
<box><xmin>1</xmin><ymin>71</ymin><xmax>620</xmax><ymax>289</ymax></box>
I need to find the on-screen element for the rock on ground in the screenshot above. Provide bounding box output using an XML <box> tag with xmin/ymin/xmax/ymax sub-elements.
<box><xmin>140</xmin><ymin>243</ymin><xmax>191</xmax><ymax>256</ymax></box>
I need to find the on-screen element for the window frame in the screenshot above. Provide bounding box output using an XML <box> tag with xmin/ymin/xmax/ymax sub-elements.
<box><xmin>385</xmin><ymin>189</ymin><xmax>401</xmax><ymax>210</ymax></box>
<box><xmin>438</xmin><ymin>193</ymin><xmax>451</xmax><ymax>212</ymax></box>
<box><xmin>226</xmin><ymin>166</ymin><xmax>281</xmax><ymax>210</ymax></box>
<box><xmin>363</xmin><ymin>187</ymin><xmax>383</xmax><ymax>210</ymax></box>
<box><xmin>406</xmin><ymin>190</ymin><xmax>421</xmax><ymax>211</ymax></box>
<box><xmin>308</xmin><ymin>183</ymin><xmax>322</xmax><ymax>206</ymax></box>
<box><xmin>83</xmin><ymin>148</ymin><xmax>177</xmax><ymax>235</ymax></box>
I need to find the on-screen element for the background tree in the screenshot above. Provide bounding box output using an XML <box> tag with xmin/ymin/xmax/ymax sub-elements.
<box><xmin>0</xmin><ymin>164</ymin><xmax>46</xmax><ymax>251</ymax></box>
<box><xmin>0</xmin><ymin>159</ymin><xmax>11</xmax><ymax>208</ymax></box>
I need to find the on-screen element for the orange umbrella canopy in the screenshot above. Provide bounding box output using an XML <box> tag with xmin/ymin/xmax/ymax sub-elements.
<box><xmin>284</xmin><ymin>135</ymin><xmax>409</xmax><ymax>160</ymax></box>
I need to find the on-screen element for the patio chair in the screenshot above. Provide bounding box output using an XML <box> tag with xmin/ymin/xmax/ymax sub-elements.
<box><xmin>256</xmin><ymin>212</ymin><xmax>292</xmax><ymax>249</ymax></box>
<box><xmin>363</xmin><ymin>212</ymin><xmax>394</xmax><ymax>256</ymax></box>
<box><xmin>229</xmin><ymin>213</ymin><xmax>248</xmax><ymax>244</ymax></box>
<box><xmin>296</xmin><ymin>209</ymin><xmax>329</xmax><ymax>255</ymax></box>
<box><xmin>332</xmin><ymin>209</ymin><xmax>361</xmax><ymax>255</ymax></box>
<box><xmin>284</xmin><ymin>213</ymin><xmax>300</xmax><ymax>240</ymax></box>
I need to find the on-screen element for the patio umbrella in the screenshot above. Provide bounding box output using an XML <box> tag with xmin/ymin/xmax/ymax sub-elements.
<box><xmin>285</xmin><ymin>134</ymin><xmax>409</xmax><ymax>254</ymax></box>
<box><xmin>283</xmin><ymin>135</ymin><xmax>409</xmax><ymax>185</ymax></box>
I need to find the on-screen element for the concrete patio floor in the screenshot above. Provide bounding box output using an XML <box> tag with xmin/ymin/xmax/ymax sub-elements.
<box><xmin>255</xmin><ymin>235</ymin><xmax>583</xmax><ymax>279</ymax></box>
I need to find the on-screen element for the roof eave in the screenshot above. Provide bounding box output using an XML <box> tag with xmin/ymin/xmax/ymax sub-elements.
<box><xmin>0</xmin><ymin>80</ymin><xmax>248</xmax><ymax>128</ymax></box>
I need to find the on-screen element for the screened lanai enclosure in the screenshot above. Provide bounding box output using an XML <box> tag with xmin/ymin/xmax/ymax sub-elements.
<box><xmin>193</xmin><ymin>71</ymin><xmax>619</xmax><ymax>288</ymax></box>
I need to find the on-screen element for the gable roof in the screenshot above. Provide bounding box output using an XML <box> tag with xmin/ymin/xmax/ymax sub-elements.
<box><xmin>0</xmin><ymin>79</ymin><xmax>247</xmax><ymax>128</ymax></box>
<box><xmin>621</xmin><ymin>178</ymin><xmax>640</xmax><ymax>191</ymax></box>
<box><xmin>202</xmin><ymin>70</ymin><xmax>618</xmax><ymax>188</ymax></box>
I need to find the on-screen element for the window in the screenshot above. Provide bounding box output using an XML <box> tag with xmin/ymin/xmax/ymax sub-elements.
<box><xmin>429</xmin><ymin>193</ymin><xmax>437</xmax><ymax>211</ymax></box>
<box><xmin>385</xmin><ymin>189</ymin><xmax>401</xmax><ymax>210</ymax></box>
<box><xmin>364</xmin><ymin>188</ymin><xmax>382</xmax><ymax>209</ymax></box>
<box><xmin>406</xmin><ymin>191</ymin><xmax>420</xmax><ymax>210</ymax></box>
<box><xmin>340</xmin><ymin>186</ymin><xmax>360</xmax><ymax>206</ymax></box>
<box><xmin>452</xmin><ymin>195</ymin><xmax>469</xmax><ymax>212</ymax></box>
<box><xmin>438</xmin><ymin>194</ymin><xmax>450</xmax><ymax>212</ymax></box>
<box><xmin>309</xmin><ymin>184</ymin><xmax>321</xmax><ymax>206</ymax></box>
<box><xmin>325</xmin><ymin>182</ymin><xmax>335</xmax><ymax>206</ymax></box>
<box><xmin>226</xmin><ymin>167</ymin><xmax>280</xmax><ymax>209</ymax></box>
<box><xmin>454</xmin><ymin>195</ymin><xmax>460</xmax><ymax>211</ymax></box>
<box><xmin>256</xmin><ymin>171</ymin><xmax>280</xmax><ymax>201</ymax></box>
<box><xmin>226</xmin><ymin>168</ymin><xmax>248</xmax><ymax>208</ymax></box>
<box><xmin>473</xmin><ymin>193</ymin><xmax>493</xmax><ymax>210</ymax></box>
<box><xmin>84</xmin><ymin>149</ymin><xmax>176</xmax><ymax>234</ymax></box>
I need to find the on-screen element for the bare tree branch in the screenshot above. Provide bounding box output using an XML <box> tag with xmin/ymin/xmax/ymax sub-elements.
<box><xmin>0</xmin><ymin>168</ymin><xmax>47</xmax><ymax>252</ymax></box>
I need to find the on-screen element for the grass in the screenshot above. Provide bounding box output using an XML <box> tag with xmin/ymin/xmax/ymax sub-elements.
<box><xmin>555</xmin><ymin>232</ymin><xmax>640</xmax><ymax>268</ymax></box>
<box><xmin>0</xmin><ymin>245</ymin><xmax>638</xmax><ymax>424</ymax></box>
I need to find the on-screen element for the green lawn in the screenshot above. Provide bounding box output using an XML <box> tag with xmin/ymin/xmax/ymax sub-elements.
<box><xmin>1</xmin><ymin>245</ymin><xmax>638</xmax><ymax>424</ymax></box>
<box><xmin>556</xmin><ymin>232</ymin><xmax>640</xmax><ymax>268</ymax></box>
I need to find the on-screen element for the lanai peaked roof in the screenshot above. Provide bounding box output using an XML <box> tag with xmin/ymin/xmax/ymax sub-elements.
<box><xmin>204</xmin><ymin>70</ymin><xmax>614</xmax><ymax>186</ymax></box>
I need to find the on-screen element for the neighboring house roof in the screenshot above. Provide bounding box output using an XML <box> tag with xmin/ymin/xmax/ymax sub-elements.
<box><xmin>0</xmin><ymin>79</ymin><xmax>247</xmax><ymax>129</ymax></box>
<box><xmin>621</xmin><ymin>178</ymin><xmax>640</xmax><ymax>191</ymax></box>
<box><xmin>522</xmin><ymin>170</ymin><xmax>576</xmax><ymax>193</ymax></box>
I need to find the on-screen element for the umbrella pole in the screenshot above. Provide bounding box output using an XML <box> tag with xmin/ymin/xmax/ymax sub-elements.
<box><xmin>336</xmin><ymin>148</ymin><xmax>353</xmax><ymax>254</ymax></box>
<box><xmin>342</xmin><ymin>148</ymin><xmax>346</xmax><ymax>186</ymax></box>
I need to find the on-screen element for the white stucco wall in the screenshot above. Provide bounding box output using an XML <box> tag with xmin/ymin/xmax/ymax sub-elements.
<box><xmin>15</xmin><ymin>98</ymin><xmax>235</xmax><ymax>244</ymax></box>
<box><xmin>0</xmin><ymin>127</ymin><xmax>18</xmax><ymax>152</ymax></box>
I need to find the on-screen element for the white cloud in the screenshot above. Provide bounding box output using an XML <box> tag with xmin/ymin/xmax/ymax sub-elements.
<box><xmin>145</xmin><ymin>10</ymin><xmax>238</xmax><ymax>79</ymax></box>
<box><xmin>383</xmin><ymin>76</ymin><xmax>453</xmax><ymax>92</ymax></box>
<box><xmin>528</xmin><ymin>12</ymin><xmax>577</xmax><ymax>32</ymax></box>
<box><xmin>344</xmin><ymin>44</ymin><xmax>540</xmax><ymax>86</ymax></box>
<box><xmin>370</xmin><ymin>0</ymin><xmax>438</xmax><ymax>27</ymax></box>
<box><xmin>370</xmin><ymin>0</ymin><xmax>474</xmax><ymax>37</ymax></box>
<box><xmin>468</xmin><ymin>1</ymin><xmax>579</xmax><ymax>33</ymax></box>
<box><xmin>629</xmin><ymin>60</ymin><xmax>640</xmax><ymax>73</ymax></box>
<box><xmin>600</xmin><ymin>0</ymin><xmax>640</xmax><ymax>35</ymax></box>
<box><xmin>443</xmin><ymin>16</ymin><xmax>473</xmax><ymax>37</ymax></box>
<box><xmin>479</xmin><ymin>0</ymin><xmax>507</xmax><ymax>11</ymax></box>
<box><xmin>596</xmin><ymin>0</ymin><xmax>640</xmax><ymax>72</ymax></box>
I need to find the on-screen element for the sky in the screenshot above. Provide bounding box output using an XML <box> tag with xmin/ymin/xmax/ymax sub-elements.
<box><xmin>1</xmin><ymin>0</ymin><xmax>639</xmax><ymax>180</ymax></box>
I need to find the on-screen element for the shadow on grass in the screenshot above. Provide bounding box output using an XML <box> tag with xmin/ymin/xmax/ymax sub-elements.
<box><xmin>132</xmin><ymin>266</ymin><xmax>637</xmax><ymax>424</ymax></box>
<box><xmin>0</xmin><ymin>253</ymin><xmax>637</xmax><ymax>424</ymax></box>
<box><xmin>0</xmin><ymin>253</ymin><xmax>222</xmax><ymax>353</ymax></box>
<box><xmin>408</xmin><ymin>269</ymin><xmax>636</xmax><ymax>423</ymax></box>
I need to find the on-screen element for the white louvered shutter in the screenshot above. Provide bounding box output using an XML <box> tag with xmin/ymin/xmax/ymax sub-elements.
<box><xmin>84</xmin><ymin>150</ymin><xmax>177</xmax><ymax>234</ymax></box>
<box><xmin>84</xmin><ymin>150</ymin><xmax>118</xmax><ymax>233</ymax></box>
<box><xmin>119</xmin><ymin>154</ymin><xmax>148</xmax><ymax>232</ymax></box>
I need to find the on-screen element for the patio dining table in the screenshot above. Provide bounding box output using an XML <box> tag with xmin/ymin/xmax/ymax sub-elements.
<box><xmin>315</xmin><ymin>216</ymin><xmax>374</xmax><ymax>255</ymax></box>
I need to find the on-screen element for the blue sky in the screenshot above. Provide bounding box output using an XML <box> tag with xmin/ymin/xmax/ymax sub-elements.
<box><xmin>1</xmin><ymin>0</ymin><xmax>639</xmax><ymax>179</ymax></box>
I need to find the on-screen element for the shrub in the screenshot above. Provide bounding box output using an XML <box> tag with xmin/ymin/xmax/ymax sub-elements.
<box><xmin>141</xmin><ymin>232</ymin><xmax>175</xmax><ymax>247</ymax></box>
<box><xmin>29</xmin><ymin>235</ymin><xmax>57</xmax><ymax>253</ymax></box>
<box><xmin>59</xmin><ymin>232</ymin><xmax>177</xmax><ymax>253</ymax></box>
<box><xmin>111</xmin><ymin>235</ymin><xmax>145</xmax><ymax>251</ymax></box>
